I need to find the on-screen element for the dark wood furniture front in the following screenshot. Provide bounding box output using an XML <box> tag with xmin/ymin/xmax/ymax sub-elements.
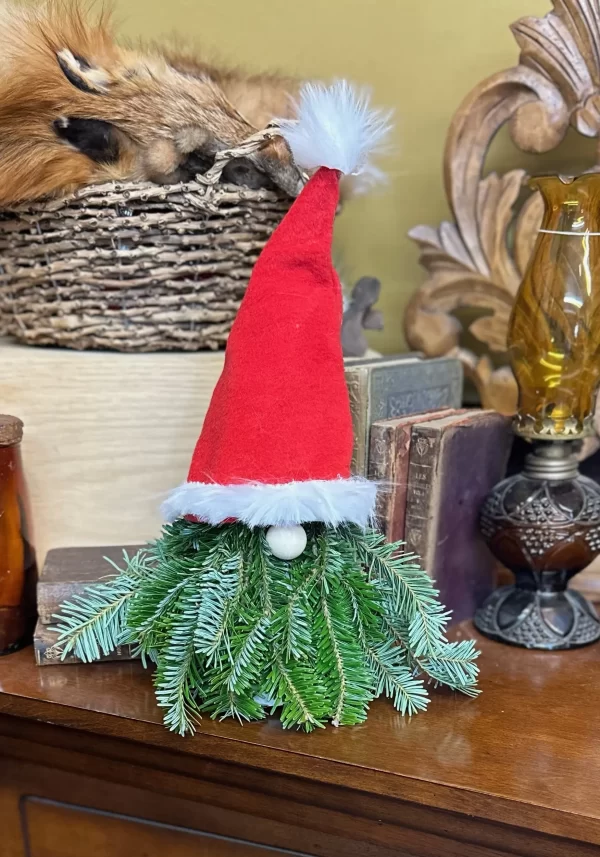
<box><xmin>1</xmin><ymin>622</ymin><xmax>599</xmax><ymax>857</ymax></box>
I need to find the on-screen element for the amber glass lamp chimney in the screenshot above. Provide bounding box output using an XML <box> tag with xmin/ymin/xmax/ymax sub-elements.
<box><xmin>509</xmin><ymin>173</ymin><xmax>600</xmax><ymax>440</ymax></box>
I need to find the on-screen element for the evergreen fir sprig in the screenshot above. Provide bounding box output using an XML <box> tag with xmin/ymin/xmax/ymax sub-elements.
<box><xmin>382</xmin><ymin>612</ymin><xmax>481</xmax><ymax>698</ymax></box>
<box><xmin>51</xmin><ymin>520</ymin><xmax>481</xmax><ymax>735</ymax></box>
<box><xmin>417</xmin><ymin>640</ymin><xmax>481</xmax><ymax>697</ymax></box>
<box><xmin>266</xmin><ymin>656</ymin><xmax>328</xmax><ymax>731</ymax></box>
<box><xmin>154</xmin><ymin>582</ymin><xmax>204</xmax><ymax>735</ymax></box>
<box><xmin>223</xmin><ymin>615</ymin><xmax>271</xmax><ymax>693</ymax></box>
<box><xmin>366</xmin><ymin>639</ymin><xmax>429</xmax><ymax>715</ymax></box>
<box><xmin>51</xmin><ymin>549</ymin><xmax>150</xmax><ymax>662</ymax></box>
<box><xmin>349</xmin><ymin>527</ymin><xmax>451</xmax><ymax>658</ymax></box>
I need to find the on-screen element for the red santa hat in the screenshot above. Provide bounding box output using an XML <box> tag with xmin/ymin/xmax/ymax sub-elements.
<box><xmin>162</xmin><ymin>81</ymin><xmax>391</xmax><ymax>529</ymax></box>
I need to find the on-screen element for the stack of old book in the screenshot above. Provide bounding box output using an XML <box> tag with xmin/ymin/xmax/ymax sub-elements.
<box><xmin>360</xmin><ymin>356</ymin><xmax>512</xmax><ymax>621</ymax></box>
<box><xmin>34</xmin><ymin>352</ymin><xmax>511</xmax><ymax>663</ymax></box>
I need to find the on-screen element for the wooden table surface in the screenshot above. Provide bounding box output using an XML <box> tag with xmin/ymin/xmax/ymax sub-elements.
<box><xmin>1</xmin><ymin>623</ymin><xmax>599</xmax><ymax>856</ymax></box>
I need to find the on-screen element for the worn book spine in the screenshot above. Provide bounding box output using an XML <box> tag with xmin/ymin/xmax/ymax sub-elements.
<box><xmin>404</xmin><ymin>425</ymin><xmax>443</xmax><ymax>566</ymax></box>
<box><xmin>345</xmin><ymin>354</ymin><xmax>424</xmax><ymax>475</ymax></box>
<box><xmin>37</xmin><ymin>544</ymin><xmax>144</xmax><ymax>624</ymax></box>
<box><xmin>346</xmin><ymin>366</ymin><xmax>370</xmax><ymax>476</ymax></box>
<box><xmin>404</xmin><ymin>411</ymin><xmax>512</xmax><ymax>622</ymax></box>
<box><xmin>368</xmin><ymin>420</ymin><xmax>399</xmax><ymax>537</ymax></box>
<box><xmin>33</xmin><ymin>620</ymin><xmax>138</xmax><ymax>666</ymax></box>
<box><xmin>368</xmin><ymin>409</ymin><xmax>464</xmax><ymax>542</ymax></box>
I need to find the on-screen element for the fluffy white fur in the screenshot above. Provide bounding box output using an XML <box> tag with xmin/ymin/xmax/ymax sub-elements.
<box><xmin>276</xmin><ymin>80</ymin><xmax>392</xmax><ymax>178</ymax></box>
<box><xmin>161</xmin><ymin>478</ymin><xmax>377</xmax><ymax>528</ymax></box>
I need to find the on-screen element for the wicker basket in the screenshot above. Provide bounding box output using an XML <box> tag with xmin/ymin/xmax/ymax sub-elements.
<box><xmin>0</xmin><ymin>135</ymin><xmax>295</xmax><ymax>352</ymax></box>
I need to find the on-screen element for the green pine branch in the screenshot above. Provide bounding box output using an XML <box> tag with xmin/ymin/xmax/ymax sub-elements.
<box><xmin>194</xmin><ymin>567</ymin><xmax>241</xmax><ymax>664</ymax></box>
<box><xmin>383</xmin><ymin>613</ymin><xmax>480</xmax><ymax>697</ymax></box>
<box><xmin>154</xmin><ymin>583</ymin><xmax>204</xmax><ymax>735</ymax></box>
<box><xmin>270</xmin><ymin>562</ymin><xmax>317</xmax><ymax>661</ymax></box>
<box><xmin>366</xmin><ymin>639</ymin><xmax>429</xmax><ymax>715</ymax></box>
<box><xmin>349</xmin><ymin>528</ymin><xmax>451</xmax><ymax>657</ymax></box>
<box><xmin>199</xmin><ymin>687</ymin><xmax>266</xmax><ymax>724</ymax></box>
<box><xmin>417</xmin><ymin>640</ymin><xmax>480</xmax><ymax>696</ymax></box>
<box><xmin>314</xmin><ymin>535</ymin><xmax>374</xmax><ymax>726</ymax></box>
<box><xmin>51</xmin><ymin>520</ymin><xmax>480</xmax><ymax>734</ymax></box>
<box><xmin>51</xmin><ymin>550</ymin><xmax>148</xmax><ymax>662</ymax></box>
<box><xmin>223</xmin><ymin>614</ymin><xmax>271</xmax><ymax>694</ymax></box>
<box><xmin>266</xmin><ymin>656</ymin><xmax>328</xmax><ymax>731</ymax></box>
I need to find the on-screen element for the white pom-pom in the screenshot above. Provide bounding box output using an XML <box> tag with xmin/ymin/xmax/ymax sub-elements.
<box><xmin>276</xmin><ymin>80</ymin><xmax>392</xmax><ymax>178</ymax></box>
<box><xmin>266</xmin><ymin>525</ymin><xmax>307</xmax><ymax>560</ymax></box>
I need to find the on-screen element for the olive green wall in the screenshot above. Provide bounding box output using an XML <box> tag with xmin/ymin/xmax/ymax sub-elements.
<box><xmin>116</xmin><ymin>0</ymin><xmax>553</xmax><ymax>353</ymax></box>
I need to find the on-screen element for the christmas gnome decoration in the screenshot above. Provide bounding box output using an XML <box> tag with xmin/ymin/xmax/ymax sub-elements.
<box><xmin>53</xmin><ymin>82</ymin><xmax>479</xmax><ymax>734</ymax></box>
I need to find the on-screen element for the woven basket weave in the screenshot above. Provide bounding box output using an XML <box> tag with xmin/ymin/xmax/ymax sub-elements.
<box><xmin>0</xmin><ymin>132</ymin><xmax>295</xmax><ymax>352</ymax></box>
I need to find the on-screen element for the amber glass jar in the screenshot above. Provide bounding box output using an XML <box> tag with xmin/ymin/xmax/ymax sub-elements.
<box><xmin>509</xmin><ymin>173</ymin><xmax>600</xmax><ymax>440</ymax></box>
<box><xmin>0</xmin><ymin>415</ymin><xmax>37</xmax><ymax>654</ymax></box>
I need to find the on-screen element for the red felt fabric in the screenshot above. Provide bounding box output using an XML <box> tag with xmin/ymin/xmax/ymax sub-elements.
<box><xmin>187</xmin><ymin>167</ymin><xmax>353</xmax><ymax>487</ymax></box>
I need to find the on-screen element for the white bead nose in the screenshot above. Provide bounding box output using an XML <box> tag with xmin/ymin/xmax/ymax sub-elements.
<box><xmin>265</xmin><ymin>525</ymin><xmax>307</xmax><ymax>560</ymax></box>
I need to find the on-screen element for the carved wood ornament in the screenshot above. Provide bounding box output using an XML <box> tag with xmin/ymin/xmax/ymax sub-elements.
<box><xmin>407</xmin><ymin>0</ymin><xmax>600</xmax><ymax>436</ymax></box>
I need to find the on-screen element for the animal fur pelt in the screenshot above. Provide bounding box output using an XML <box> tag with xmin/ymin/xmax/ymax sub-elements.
<box><xmin>0</xmin><ymin>1</ymin><xmax>303</xmax><ymax>205</ymax></box>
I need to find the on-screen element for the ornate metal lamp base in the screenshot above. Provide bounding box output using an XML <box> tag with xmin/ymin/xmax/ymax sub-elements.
<box><xmin>474</xmin><ymin>585</ymin><xmax>600</xmax><ymax>650</ymax></box>
<box><xmin>474</xmin><ymin>440</ymin><xmax>600</xmax><ymax>651</ymax></box>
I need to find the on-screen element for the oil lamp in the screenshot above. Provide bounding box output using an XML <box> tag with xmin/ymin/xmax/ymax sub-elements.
<box><xmin>474</xmin><ymin>174</ymin><xmax>600</xmax><ymax>649</ymax></box>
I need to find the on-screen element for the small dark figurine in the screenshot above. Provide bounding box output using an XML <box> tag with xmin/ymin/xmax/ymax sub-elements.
<box><xmin>341</xmin><ymin>276</ymin><xmax>384</xmax><ymax>357</ymax></box>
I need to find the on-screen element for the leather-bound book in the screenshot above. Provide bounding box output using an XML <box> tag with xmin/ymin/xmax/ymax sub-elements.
<box><xmin>404</xmin><ymin>410</ymin><xmax>512</xmax><ymax>622</ymax></box>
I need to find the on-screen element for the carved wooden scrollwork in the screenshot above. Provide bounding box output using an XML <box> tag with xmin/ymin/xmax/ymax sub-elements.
<box><xmin>407</xmin><ymin>0</ymin><xmax>600</xmax><ymax>432</ymax></box>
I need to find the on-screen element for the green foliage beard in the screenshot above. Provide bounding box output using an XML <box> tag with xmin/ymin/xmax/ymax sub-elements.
<box><xmin>53</xmin><ymin>520</ymin><xmax>479</xmax><ymax>735</ymax></box>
